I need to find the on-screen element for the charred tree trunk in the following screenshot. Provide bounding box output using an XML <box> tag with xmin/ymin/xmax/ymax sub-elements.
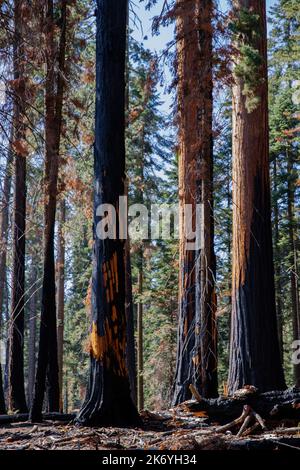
<box><xmin>9</xmin><ymin>0</ymin><xmax>28</xmax><ymax>413</ymax></box>
<box><xmin>193</xmin><ymin>0</ymin><xmax>218</xmax><ymax>399</ymax></box>
<box><xmin>287</xmin><ymin>149</ymin><xmax>300</xmax><ymax>387</ymax></box>
<box><xmin>173</xmin><ymin>0</ymin><xmax>217</xmax><ymax>404</ymax></box>
<box><xmin>76</xmin><ymin>0</ymin><xmax>140</xmax><ymax>427</ymax></box>
<box><xmin>172</xmin><ymin>0</ymin><xmax>197</xmax><ymax>406</ymax></box>
<box><xmin>184</xmin><ymin>388</ymin><xmax>300</xmax><ymax>422</ymax></box>
<box><xmin>27</xmin><ymin>265</ymin><xmax>37</xmax><ymax>407</ymax></box>
<box><xmin>136</xmin><ymin>123</ymin><xmax>145</xmax><ymax>412</ymax></box>
<box><xmin>56</xmin><ymin>199</ymin><xmax>65</xmax><ymax>412</ymax></box>
<box><xmin>137</xmin><ymin>252</ymin><xmax>144</xmax><ymax>411</ymax></box>
<box><xmin>228</xmin><ymin>0</ymin><xmax>285</xmax><ymax>393</ymax></box>
<box><xmin>30</xmin><ymin>0</ymin><xmax>67</xmax><ymax>421</ymax></box>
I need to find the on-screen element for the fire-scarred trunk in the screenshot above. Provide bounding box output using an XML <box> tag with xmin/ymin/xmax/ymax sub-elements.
<box><xmin>228</xmin><ymin>0</ymin><xmax>285</xmax><ymax>393</ymax></box>
<box><xmin>173</xmin><ymin>0</ymin><xmax>217</xmax><ymax>404</ymax></box>
<box><xmin>76</xmin><ymin>0</ymin><xmax>140</xmax><ymax>427</ymax></box>
<box><xmin>9</xmin><ymin>0</ymin><xmax>28</xmax><ymax>414</ymax></box>
<box><xmin>30</xmin><ymin>0</ymin><xmax>67</xmax><ymax>421</ymax></box>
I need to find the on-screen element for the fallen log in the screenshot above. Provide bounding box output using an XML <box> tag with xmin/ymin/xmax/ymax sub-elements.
<box><xmin>182</xmin><ymin>388</ymin><xmax>300</xmax><ymax>423</ymax></box>
<box><xmin>0</xmin><ymin>412</ymin><xmax>76</xmax><ymax>426</ymax></box>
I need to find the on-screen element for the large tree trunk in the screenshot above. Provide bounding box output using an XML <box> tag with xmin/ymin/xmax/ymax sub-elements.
<box><xmin>172</xmin><ymin>0</ymin><xmax>197</xmax><ymax>406</ymax></box>
<box><xmin>137</xmin><ymin>253</ymin><xmax>144</xmax><ymax>411</ymax></box>
<box><xmin>193</xmin><ymin>0</ymin><xmax>217</xmax><ymax>398</ymax></box>
<box><xmin>287</xmin><ymin>150</ymin><xmax>300</xmax><ymax>387</ymax></box>
<box><xmin>57</xmin><ymin>199</ymin><xmax>65</xmax><ymax>412</ymax></box>
<box><xmin>9</xmin><ymin>0</ymin><xmax>28</xmax><ymax>413</ymax></box>
<box><xmin>228</xmin><ymin>0</ymin><xmax>285</xmax><ymax>393</ymax></box>
<box><xmin>76</xmin><ymin>0</ymin><xmax>140</xmax><ymax>427</ymax></box>
<box><xmin>184</xmin><ymin>388</ymin><xmax>300</xmax><ymax>422</ymax></box>
<box><xmin>173</xmin><ymin>0</ymin><xmax>217</xmax><ymax>404</ymax></box>
<box><xmin>27</xmin><ymin>265</ymin><xmax>38</xmax><ymax>407</ymax></box>
<box><xmin>30</xmin><ymin>0</ymin><xmax>67</xmax><ymax>421</ymax></box>
<box><xmin>136</xmin><ymin>123</ymin><xmax>145</xmax><ymax>412</ymax></box>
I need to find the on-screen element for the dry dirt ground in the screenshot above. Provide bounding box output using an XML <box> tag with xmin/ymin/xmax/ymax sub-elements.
<box><xmin>0</xmin><ymin>409</ymin><xmax>300</xmax><ymax>451</ymax></box>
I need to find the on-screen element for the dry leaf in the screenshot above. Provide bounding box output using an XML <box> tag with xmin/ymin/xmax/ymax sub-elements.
<box><xmin>12</xmin><ymin>140</ymin><xmax>29</xmax><ymax>157</ymax></box>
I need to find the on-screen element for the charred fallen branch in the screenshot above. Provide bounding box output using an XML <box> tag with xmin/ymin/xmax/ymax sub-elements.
<box><xmin>182</xmin><ymin>388</ymin><xmax>300</xmax><ymax>423</ymax></box>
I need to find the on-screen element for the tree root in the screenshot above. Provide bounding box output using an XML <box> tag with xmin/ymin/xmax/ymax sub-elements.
<box><xmin>215</xmin><ymin>405</ymin><xmax>266</xmax><ymax>437</ymax></box>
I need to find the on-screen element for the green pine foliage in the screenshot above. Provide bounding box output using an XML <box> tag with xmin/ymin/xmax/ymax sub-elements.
<box><xmin>229</xmin><ymin>7</ymin><xmax>263</xmax><ymax>112</ymax></box>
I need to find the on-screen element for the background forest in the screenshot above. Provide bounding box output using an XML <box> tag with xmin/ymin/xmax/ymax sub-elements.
<box><xmin>0</xmin><ymin>0</ymin><xmax>299</xmax><ymax>417</ymax></box>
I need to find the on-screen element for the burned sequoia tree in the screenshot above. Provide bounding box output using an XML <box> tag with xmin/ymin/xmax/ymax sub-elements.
<box><xmin>9</xmin><ymin>0</ymin><xmax>28</xmax><ymax>414</ymax></box>
<box><xmin>76</xmin><ymin>0</ymin><xmax>140</xmax><ymax>426</ymax></box>
<box><xmin>30</xmin><ymin>0</ymin><xmax>67</xmax><ymax>421</ymax></box>
<box><xmin>173</xmin><ymin>0</ymin><xmax>217</xmax><ymax>405</ymax></box>
<box><xmin>228</xmin><ymin>0</ymin><xmax>286</xmax><ymax>393</ymax></box>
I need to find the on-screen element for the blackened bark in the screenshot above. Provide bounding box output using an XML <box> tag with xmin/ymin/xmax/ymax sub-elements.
<box><xmin>137</xmin><ymin>253</ymin><xmax>144</xmax><ymax>411</ymax></box>
<box><xmin>193</xmin><ymin>0</ymin><xmax>218</xmax><ymax>399</ymax></box>
<box><xmin>185</xmin><ymin>388</ymin><xmax>300</xmax><ymax>422</ymax></box>
<box><xmin>9</xmin><ymin>0</ymin><xmax>28</xmax><ymax>413</ymax></box>
<box><xmin>172</xmin><ymin>0</ymin><xmax>197</xmax><ymax>406</ymax></box>
<box><xmin>57</xmin><ymin>199</ymin><xmax>65</xmax><ymax>412</ymax></box>
<box><xmin>27</xmin><ymin>265</ymin><xmax>37</xmax><ymax>407</ymax></box>
<box><xmin>173</xmin><ymin>0</ymin><xmax>217</xmax><ymax>404</ymax></box>
<box><xmin>228</xmin><ymin>0</ymin><xmax>285</xmax><ymax>393</ymax></box>
<box><xmin>30</xmin><ymin>0</ymin><xmax>67</xmax><ymax>421</ymax></box>
<box><xmin>76</xmin><ymin>0</ymin><xmax>140</xmax><ymax>427</ymax></box>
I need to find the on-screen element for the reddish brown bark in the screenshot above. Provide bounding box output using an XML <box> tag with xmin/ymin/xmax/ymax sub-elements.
<box><xmin>228</xmin><ymin>0</ymin><xmax>285</xmax><ymax>393</ymax></box>
<box><xmin>173</xmin><ymin>0</ymin><xmax>217</xmax><ymax>404</ymax></box>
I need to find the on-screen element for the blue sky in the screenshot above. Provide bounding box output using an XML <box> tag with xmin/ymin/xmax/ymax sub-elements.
<box><xmin>130</xmin><ymin>0</ymin><xmax>278</xmax><ymax>114</ymax></box>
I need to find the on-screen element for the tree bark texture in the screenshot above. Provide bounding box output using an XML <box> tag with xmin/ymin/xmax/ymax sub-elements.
<box><xmin>173</xmin><ymin>0</ymin><xmax>217</xmax><ymax>404</ymax></box>
<box><xmin>9</xmin><ymin>0</ymin><xmax>28</xmax><ymax>413</ymax></box>
<box><xmin>193</xmin><ymin>0</ymin><xmax>218</xmax><ymax>399</ymax></box>
<box><xmin>27</xmin><ymin>264</ymin><xmax>38</xmax><ymax>407</ymax></box>
<box><xmin>76</xmin><ymin>0</ymin><xmax>140</xmax><ymax>427</ymax></box>
<box><xmin>30</xmin><ymin>0</ymin><xmax>67</xmax><ymax>421</ymax></box>
<box><xmin>228</xmin><ymin>0</ymin><xmax>285</xmax><ymax>393</ymax></box>
<box><xmin>57</xmin><ymin>199</ymin><xmax>66</xmax><ymax>412</ymax></box>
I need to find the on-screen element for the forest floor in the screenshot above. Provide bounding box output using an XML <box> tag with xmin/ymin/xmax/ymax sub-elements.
<box><xmin>0</xmin><ymin>407</ymin><xmax>300</xmax><ymax>451</ymax></box>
